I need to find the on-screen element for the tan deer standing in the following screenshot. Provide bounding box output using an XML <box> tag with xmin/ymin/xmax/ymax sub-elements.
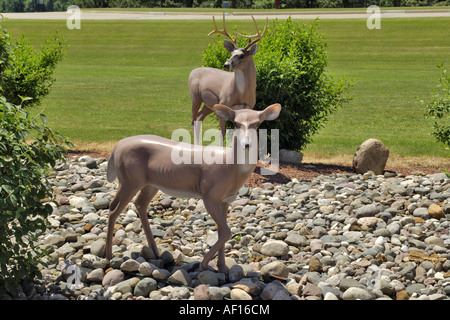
<box><xmin>105</xmin><ymin>103</ymin><xmax>281</xmax><ymax>273</ymax></box>
<box><xmin>189</xmin><ymin>13</ymin><xmax>268</xmax><ymax>145</ymax></box>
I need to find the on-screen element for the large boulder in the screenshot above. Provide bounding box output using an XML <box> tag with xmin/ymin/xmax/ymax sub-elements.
<box><xmin>352</xmin><ymin>138</ymin><xmax>389</xmax><ymax>175</ymax></box>
<box><xmin>279</xmin><ymin>149</ymin><xmax>303</xmax><ymax>164</ymax></box>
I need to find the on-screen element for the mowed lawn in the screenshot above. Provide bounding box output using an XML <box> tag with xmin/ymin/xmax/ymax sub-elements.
<box><xmin>2</xmin><ymin>17</ymin><xmax>449</xmax><ymax>161</ymax></box>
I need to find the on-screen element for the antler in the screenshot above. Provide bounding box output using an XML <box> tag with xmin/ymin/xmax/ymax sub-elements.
<box><xmin>208</xmin><ymin>13</ymin><xmax>237</xmax><ymax>45</ymax></box>
<box><xmin>238</xmin><ymin>16</ymin><xmax>268</xmax><ymax>51</ymax></box>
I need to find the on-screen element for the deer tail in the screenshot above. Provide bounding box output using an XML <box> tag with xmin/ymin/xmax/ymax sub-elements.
<box><xmin>106</xmin><ymin>149</ymin><xmax>117</xmax><ymax>183</ymax></box>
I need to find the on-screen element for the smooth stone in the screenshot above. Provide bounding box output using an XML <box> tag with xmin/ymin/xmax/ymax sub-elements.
<box><xmin>168</xmin><ymin>269</ymin><xmax>191</xmax><ymax>286</ymax></box>
<box><xmin>342</xmin><ymin>287</ymin><xmax>373</xmax><ymax>300</ymax></box>
<box><xmin>198</xmin><ymin>270</ymin><xmax>219</xmax><ymax>286</ymax></box>
<box><xmin>102</xmin><ymin>270</ymin><xmax>124</xmax><ymax>289</ymax></box>
<box><xmin>230</xmin><ymin>288</ymin><xmax>252</xmax><ymax>300</ymax></box>
<box><xmin>120</xmin><ymin>259</ymin><xmax>140</xmax><ymax>272</ymax></box>
<box><xmin>260</xmin><ymin>261</ymin><xmax>289</xmax><ymax>281</ymax></box>
<box><xmin>86</xmin><ymin>268</ymin><xmax>104</xmax><ymax>282</ymax></box>
<box><xmin>134</xmin><ymin>278</ymin><xmax>157</xmax><ymax>297</ymax></box>
<box><xmin>260</xmin><ymin>240</ymin><xmax>289</xmax><ymax>257</ymax></box>
<box><xmin>90</xmin><ymin>239</ymin><xmax>105</xmax><ymax>258</ymax></box>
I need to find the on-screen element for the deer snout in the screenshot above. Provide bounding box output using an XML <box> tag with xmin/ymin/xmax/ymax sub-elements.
<box><xmin>224</xmin><ymin>61</ymin><xmax>231</xmax><ymax>70</ymax></box>
<box><xmin>241</xmin><ymin>136</ymin><xmax>252</xmax><ymax>150</ymax></box>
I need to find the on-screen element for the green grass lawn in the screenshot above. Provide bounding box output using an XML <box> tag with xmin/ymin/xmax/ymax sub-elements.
<box><xmin>1</xmin><ymin>17</ymin><xmax>449</xmax><ymax>160</ymax></box>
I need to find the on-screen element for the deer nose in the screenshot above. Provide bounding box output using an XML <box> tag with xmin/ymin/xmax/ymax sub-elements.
<box><xmin>241</xmin><ymin>137</ymin><xmax>252</xmax><ymax>149</ymax></box>
<box><xmin>224</xmin><ymin>62</ymin><xmax>231</xmax><ymax>70</ymax></box>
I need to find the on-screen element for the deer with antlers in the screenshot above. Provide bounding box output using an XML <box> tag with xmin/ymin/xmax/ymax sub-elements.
<box><xmin>189</xmin><ymin>13</ymin><xmax>268</xmax><ymax>145</ymax></box>
<box><xmin>105</xmin><ymin>103</ymin><xmax>281</xmax><ymax>273</ymax></box>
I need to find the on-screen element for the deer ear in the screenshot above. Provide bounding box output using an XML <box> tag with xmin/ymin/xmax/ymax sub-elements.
<box><xmin>259</xmin><ymin>104</ymin><xmax>281</xmax><ymax>121</ymax></box>
<box><xmin>247</xmin><ymin>44</ymin><xmax>258</xmax><ymax>55</ymax></box>
<box><xmin>213</xmin><ymin>104</ymin><xmax>235</xmax><ymax>121</ymax></box>
<box><xmin>224</xmin><ymin>40</ymin><xmax>236</xmax><ymax>52</ymax></box>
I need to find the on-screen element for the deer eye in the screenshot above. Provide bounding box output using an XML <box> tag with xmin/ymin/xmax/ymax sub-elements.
<box><xmin>239</xmin><ymin>54</ymin><xmax>245</xmax><ymax>59</ymax></box>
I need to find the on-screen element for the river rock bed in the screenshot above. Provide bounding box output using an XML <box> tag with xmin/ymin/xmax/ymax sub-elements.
<box><xmin>7</xmin><ymin>156</ymin><xmax>450</xmax><ymax>300</ymax></box>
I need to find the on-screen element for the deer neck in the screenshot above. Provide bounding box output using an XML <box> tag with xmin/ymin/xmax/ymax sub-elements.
<box><xmin>234</xmin><ymin>61</ymin><xmax>256</xmax><ymax>95</ymax></box>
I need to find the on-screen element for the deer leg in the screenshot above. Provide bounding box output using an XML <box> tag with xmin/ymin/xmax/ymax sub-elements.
<box><xmin>191</xmin><ymin>99</ymin><xmax>203</xmax><ymax>145</ymax></box>
<box><xmin>201</xmin><ymin>199</ymin><xmax>231</xmax><ymax>273</ymax></box>
<box><xmin>105</xmin><ymin>184</ymin><xmax>139</xmax><ymax>260</ymax></box>
<box><xmin>134</xmin><ymin>185</ymin><xmax>160</xmax><ymax>258</ymax></box>
<box><xmin>219</xmin><ymin>119</ymin><xmax>226</xmax><ymax>147</ymax></box>
<box><xmin>217</xmin><ymin>202</ymin><xmax>230</xmax><ymax>272</ymax></box>
<box><xmin>193</xmin><ymin>106</ymin><xmax>214</xmax><ymax>145</ymax></box>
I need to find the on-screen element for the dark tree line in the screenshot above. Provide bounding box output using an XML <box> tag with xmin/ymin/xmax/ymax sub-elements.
<box><xmin>1</xmin><ymin>0</ymin><xmax>448</xmax><ymax>12</ymax></box>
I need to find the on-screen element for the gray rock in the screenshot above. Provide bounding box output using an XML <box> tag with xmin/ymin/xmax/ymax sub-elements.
<box><xmin>339</xmin><ymin>278</ymin><xmax>366</xmax><ymax>291</ymax></box>
<box><xmin>120</xmin><ymin>259</ymin><xmax>140</xmax><ymax>272</ymax></box>
<box><xmin>93</xmin><ymin>198</ymin><xmax>110</xmax><ymax>210</ymax></box>
<box><xmin>406</xmin><ymin>283</ymin><xmax>425</xmax><ymax>295</ymax></box>
<box><xmin>310</xmin><ymin>239</ymin><xmax>323</xmax><ymax>254</ymax></box>
<box><xmin>84</xmin><ymin>179</ymin><xmax>103</xmax><ymax>189</ymax></box>
<box><xmin>168</xmin><ymin>269</ymin><xmax>191</xmax><ymax>286</ymax></box>
<box><xmin>134</xmin><ymin>278</ymin><xmax>157</xmax><ymax>297</ymax></box>
<box><xmin>413</xmin><ymin>207</ymin><xmax>430</xmax><ymax>219</ymax></box>
<box><xmin>386</xmin><ymin>221</ymin><xmax>401</xmax><ymax>235</ymax></box>
<box><xmin>86</xmin><ymin>268</ymin><xmax>104</xmax><ymax>282</ymax></box>
<box><xmin>352</xmin><ymin>138</ymin><xmax>389</xmax><ymax>175</ymax></box>
<box><xmin>152</xmin><ymin>268</ymin><xmax>171</xmax><ymax>281</ymax></box>
<box><xmin>261</xmin><ymin>281</ymin><xmax>289</xmax><ymax>300</ymax></box>
<box><xmin>284</xmin><ymin>233</ymin><xmax>307</xmax><ymax>247</ymax></box>
<box><xmin>342</xmin><ymin>287</ymin><xmax>373</xmax><ymax>300</ymax></box>
<box><xmin>228</xmin><ymin>265</ymin><xmax>244</xmax><ymax>283</ymax></box>
<box><xmin>158</xmin><ymin>197</ymin><xmax>172</xmax><ymax>208</ymax></box>
<box><xmin>260</xmin><ymin>261</ymin><xmax>289</xmax><ymax>281</ymax></box>
<box><xmin>198</xmin><ymin>270</ymin><xmax>220</xmax><ymax>286</ymax></box>
<box><xmin>242</xmin><ymin>205</ymin><xmax>257</xmax><ymax>215</ymax></box>
<box><xmin>43</xmin><ymin>235</ymin><xmax>65</xmax><ymax>247</ymax></box>
<box><xmin>194</xmin><ymin>284</ymin><xmax>210</xmax><ymax>300</ymax></box>
<box><xmin>90</xmin><ymin>239</ymin><xmax>105</xmax><ymax>257</ymax></box>
<box><xmin>230</xmin><ymin>289</ymin><xmax>252</xmax><ymax>300</ymax></box>
<box><xmin>85</xmin><ymin>159</ymin><xmax>98</xmax><ymax>169</ymax></box>
<box><xmin>279</xmin><ymin>149</ymin><xmax>303</xmax><ymax>164</ymax></box>
<box><xmin>355</xmin><ymin>204</ymin><xmax>380</xmax><ymax>218</ymax></box>
<box><xmin>260</xmin><ymin>240</ymin><xmax>289</xmax><ymax>257</ymax></box>
<box><xmin>389</xmin><ymin>184</ymin><xmax>407</xmax><ymax>196</ymax></box>
<box><xmin>102</xmin><ymin>270</ymin><xmax>124</xmax><ymax>288</ymax></box>
<box><xmin>139</xmin><ymin>262</ymin><xmax>157</xmax><ymax>276</ymax></box>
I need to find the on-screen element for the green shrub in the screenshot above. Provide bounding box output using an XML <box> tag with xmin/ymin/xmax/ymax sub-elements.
<box><xmin>0</xmin><ymin>30</ymin><xmax>66</xmax><ymax>108</ymax></box>
<box><xmin>422</xmin><ymin>64</ymin><xmax>450</xmax><ymax>149</ymax></box>
<box><xmin>0</xmin><ymin>26</ymin><xmax>71</xmax><ymax>294</ymax></box>
<box><xmin>0</xmin><ymin>96</ymin><xmax>72</xmax><ymax>294</ymax></box>
<box><xmin>202</xmin><ymin>18</ymin><xmax>352</xmax><ymax>151</ymax></box>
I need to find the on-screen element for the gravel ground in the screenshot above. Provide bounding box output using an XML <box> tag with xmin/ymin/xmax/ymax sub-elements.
<box><xmin>3</xmin><ymin>155</ymin><xmax>449</xmax><ymax>301</ymax></box>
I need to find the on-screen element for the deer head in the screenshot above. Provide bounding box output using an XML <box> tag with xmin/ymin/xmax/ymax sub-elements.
<box><xmin>213</xmin><ymin>103</ymin><xmax>281</xmax><ymax>153</ymax></box>
<box><xmin>208</xmin><ymin>13</ymin><xmax>268</xmax><ymax>71</ymax></box>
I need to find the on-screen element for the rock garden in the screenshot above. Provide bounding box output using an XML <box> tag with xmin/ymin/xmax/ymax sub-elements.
<box><xmin>4</xmin><ymin>155</ymin><xmax>449</xmax><ymax>301</ymax></box>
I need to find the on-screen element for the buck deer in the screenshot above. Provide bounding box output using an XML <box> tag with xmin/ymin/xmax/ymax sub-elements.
<box><xmin>189</xmin><ymin>13</ymin><xmax>268</xmax><ymax>146</ymax></box>
<box><xmin>105</xmin><ymin>103</ymin><xmax>281</xmax><ymax>273</ymax></box>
